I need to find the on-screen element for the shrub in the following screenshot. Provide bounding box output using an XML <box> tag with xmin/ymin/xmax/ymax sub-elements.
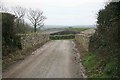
<box><xmin>2</xmin><ymin>13</ymin><xmax>21</xmax><ymax>56</ymax></box>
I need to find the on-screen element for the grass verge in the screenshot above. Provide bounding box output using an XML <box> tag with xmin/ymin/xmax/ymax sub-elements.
<box><xmin>82</xmin><ymin>52</ymin><xmax>118</xmax><ymax>78</ymax></box>
<box><xmin>74</xmin><ymin>40</ymin><xmax>119</xmax><ymax>78</ymax></box>
<box><xmin>66</xmin><ymin>27</ymin><xmax>91</xmax><ymax>32</ymax></box>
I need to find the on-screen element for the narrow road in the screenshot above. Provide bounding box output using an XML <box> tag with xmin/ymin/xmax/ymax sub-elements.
<box><xmin>3</xmin><ymin>40</ymin><xmax>85</xmax><ymax>78</ymax></box>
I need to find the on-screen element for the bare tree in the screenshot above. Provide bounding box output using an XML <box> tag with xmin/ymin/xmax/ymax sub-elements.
<box><xmin>12</xmin><ymin>6</ymin><xmax>26</xmax><ymax>28</ymax></box>
<box><xmin>27</xmin><ymin>9</ymin><xmax>46</xmax><ymax>32</ymax></box>
<box><xmin>12</xmin><ymin>6</ymin><xmax>26</xmax><ymax>19</ymax></box>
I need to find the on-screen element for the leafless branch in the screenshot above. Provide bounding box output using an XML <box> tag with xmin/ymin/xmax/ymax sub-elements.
<box><xmin>12</xmin><ymin>6</ymin><xmax>26</xmax><ymax>19</ymax></box>
<box><xmin>27</xmin><ymin>8</ymin><xmax>47</xmax><ymax>32</ymax></box>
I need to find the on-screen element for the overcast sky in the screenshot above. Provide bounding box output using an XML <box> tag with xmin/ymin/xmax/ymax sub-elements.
<box><xmin>2</xmin><ymin>0</ymin><xmax>108</xmax><ymax>26</ymax></box>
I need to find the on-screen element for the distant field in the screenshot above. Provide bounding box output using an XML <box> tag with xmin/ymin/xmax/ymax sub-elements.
<box><xmin>66</xmin><ymin>28</ymin><xmax>91</xmax><ymax>32</ymax></box>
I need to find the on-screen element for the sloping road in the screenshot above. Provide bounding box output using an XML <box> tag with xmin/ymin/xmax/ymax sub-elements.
<box><xmin>3</xmin><ymin>40</ymin><xmax>85</xmax><ymax>78</ymax></box>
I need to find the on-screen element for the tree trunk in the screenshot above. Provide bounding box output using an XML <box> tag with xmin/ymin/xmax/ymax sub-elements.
<box><xmin>34</xmin><ymin>23</ymin><xmax>36</xmax><ymax>32</ymax></box>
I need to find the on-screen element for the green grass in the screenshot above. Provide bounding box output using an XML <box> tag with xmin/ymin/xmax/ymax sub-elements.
<box><xmin>103</xmin><ymin>60</ymin><xmax>118</xmax><ymax>78</ymax></box>
<box><xmin>66</xmin><ymin>27</ymin><xmax>90</xmax><ymax>32</ymax></box>
<box><xmin>82</xmin><ymin>52</ymin><xmax>118</xmax><ymax>78</ymax></box>
<box><xmin>83</xmin><ymin>53</ymin><xmax>96</xmax><ymax>70</ymax></box>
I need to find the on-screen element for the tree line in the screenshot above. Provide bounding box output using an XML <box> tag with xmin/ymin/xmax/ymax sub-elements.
<box><xmin>0</xmin><ymin>1</ymin><xmax>47</xmax><ymax>33</ymax></box>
